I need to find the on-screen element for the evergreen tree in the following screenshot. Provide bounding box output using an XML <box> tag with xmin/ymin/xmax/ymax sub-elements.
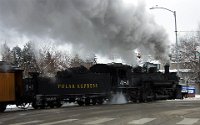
<box><xmin>1</xmin><ymin>42</ymin><xmax>13</xmax><ymax>64</ymax></box>
<box><xmin>12</xmin><ymin>46</ymin><xmax>22</xmax><ymax>66</ymax></box>
<box><xmin>70</xmin><ymin>54</ymin><xmax>84</xmax><ymax>67</ymax></box>
<box><xmin>21</xmin><ymin>42</ymin><xmax>39</xmax><ymax>77</ymax></box>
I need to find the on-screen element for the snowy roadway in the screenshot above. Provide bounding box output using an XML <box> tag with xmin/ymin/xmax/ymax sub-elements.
<box><xmin>2</xmin><ymin>97</ymin><xmax>200</xmax><ymax>125</ymax></box>
<box><xmin>4</xmin><ymin>95</ymin><xmax>200</xmax><ymax>112</ymax></box>
<box><xmin>0</xmin><ymin>95</ymin><xmax>200</xmax><ymax>125</ymax></box>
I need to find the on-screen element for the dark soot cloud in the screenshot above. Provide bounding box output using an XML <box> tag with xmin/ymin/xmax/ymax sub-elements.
<box><xmin>0</xmin><ymin>0</ymin><xmax>169</xmax><ymax>64</ymax></box>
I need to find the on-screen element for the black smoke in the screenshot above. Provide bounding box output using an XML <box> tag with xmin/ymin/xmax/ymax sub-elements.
<box><xmin>0</xmin><ymin>0</ymin><xmax>169</xmax><ymax>64</ymax></box>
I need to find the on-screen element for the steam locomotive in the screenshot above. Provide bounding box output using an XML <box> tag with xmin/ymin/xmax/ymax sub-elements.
<box><xmin>0</xmin><ymin>61</ymin><xmax>182</xmax><ymax>112</ymax></box>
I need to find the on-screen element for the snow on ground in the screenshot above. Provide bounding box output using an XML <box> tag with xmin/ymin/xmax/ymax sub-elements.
<box><xmin>5</xmin><ymin>105</ymin><xmax>33</xmax><ymax>112</ymax></box>
<box><xmin>5</xmin><ymin>103</ymin><xmax>77</xmax><ymax>112</ymax></box>
<box><xmin>166</xmin><ymin>94</ymin><xmax>200</xmax><ymax>102</ymax></box>
<box><xmin>183</xmin><ymin>94</ymin><xmax>200</xmax><ymax>101</ymax></box>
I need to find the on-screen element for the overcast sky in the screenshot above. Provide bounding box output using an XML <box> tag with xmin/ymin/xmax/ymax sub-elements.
<box><xmin>0</xmin><ymin>0</ymin><xmax>199</xmax><ymax>64</ymax></box>
<box><xmin>146</xmin><ymin>0</ymin><xmax>200</xmax><ymax>43</ymax></box>
<box><xmin>1</xmin><ymin>0</ymin><xmax>199</xmax><ymax>45</ymax></box>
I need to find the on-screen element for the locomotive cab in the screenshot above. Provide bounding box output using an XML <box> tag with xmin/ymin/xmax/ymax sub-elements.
<box><xmin>90</xmin><ymin>63</ymin><xmax>133</xmax><ymax>103</ymax></box>
<box><xmin>90</xmin><ymin>63</ymin><xmax>132</xmax><ymax>89</ymax></box>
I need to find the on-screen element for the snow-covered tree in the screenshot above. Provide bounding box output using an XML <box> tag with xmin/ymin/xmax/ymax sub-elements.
<box><xmin>70</xmin><ymin>54</ymin><xmax>84</xmax><ymax>68</ymax></box>
<box><xmin>21</xmin><ymin>42</ymin><xmax>39</xmax><ymax>77</ymax></box>
<box><xmin>1</xmin><ymin>42</ymin><xmax>13</xmax><ymax>64</ymax></box>
<box><xmin>37</xmin><ymin>46</ymin><xmax>71</xmax><ymax>76</ymax></box>
<box><xmin>12</xmin><ymin>46</ymin><xmax>22</xmax><ymax>66</ymax></box>
<box><xmin>170</xmin><ymin>34</ymin><xmax>200</xmax><ymax>82</ymax></box>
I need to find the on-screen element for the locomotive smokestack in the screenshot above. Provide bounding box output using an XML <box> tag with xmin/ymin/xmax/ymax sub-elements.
<box><xmin>164</xmin><ymin>63</ymin><xmax>169</xmax><ymax>74</ymax></box>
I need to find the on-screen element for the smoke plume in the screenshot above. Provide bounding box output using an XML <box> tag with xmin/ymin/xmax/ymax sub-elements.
<box><xmin>0</xmin><ymin>0</ymin><xmax>169</xmax><ymax>64</ymax></box>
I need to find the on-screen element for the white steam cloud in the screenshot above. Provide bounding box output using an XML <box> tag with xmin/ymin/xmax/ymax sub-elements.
<box><xmin>110</xmin><ymin>92</ymin><xmax>127</xmax><ymax>104</ymax></box>
<box><xmin>0</xmin><ymin>0</ymin><xmax>169</xmax><ymax>64</ymax></box>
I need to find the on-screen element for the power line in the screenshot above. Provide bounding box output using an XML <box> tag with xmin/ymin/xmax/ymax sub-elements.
<box><xmin>178</xmin><ymin>31</ymin><xmax>200</xmax><ymax>32</ymax></box>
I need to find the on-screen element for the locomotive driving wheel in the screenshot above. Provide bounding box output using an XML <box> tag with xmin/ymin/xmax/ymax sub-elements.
<box><xmin>97</xmin><ymin>98</ymin><xmax>104</xmax><ymax>105</ymax></box>
<box><xmin>32</xmin><ymin>101</ymin><xmax>39</xmax><ymax>109</ymax></box>
<box><xmin>56</xmin><ymin>101</ymin><xmax>62</xmax><ymax>108</ymax></box>
<box><xmin>77</xmin><ymin>100</ymin><xmax>84</xmax><ymax>106</ymax></box>
<box><xmin>92</xmin><ymin>98</ymin><xmax>97</xmax><ymax>105</ymax></box>
<box><xmin>140</xmin><ymin>83</ymin><xmax>151</xmax><ymax>102</ymax></box>
<box><xmin>85</xmin><ymin>98</ymin><xmax>90</xmax><ymax>106</ymax></box>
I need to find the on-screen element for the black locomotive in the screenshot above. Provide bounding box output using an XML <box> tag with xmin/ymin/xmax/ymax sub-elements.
<box><xmin>0</xmin><ymin>61</ymin><xmax>182</xmax><ymax>112</ymax></box>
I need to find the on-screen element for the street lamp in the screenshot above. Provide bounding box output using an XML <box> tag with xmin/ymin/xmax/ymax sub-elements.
<box><xmin>150</xmin><ymin>6</ymin><xmax>179</xmax><ymax>75</ymax></box>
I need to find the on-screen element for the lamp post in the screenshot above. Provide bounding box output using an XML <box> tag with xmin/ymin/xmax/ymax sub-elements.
<box><xmin>150</xmin><ymin>6</ymin><xmax>179</xmax><ymax>75</ymax></box>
